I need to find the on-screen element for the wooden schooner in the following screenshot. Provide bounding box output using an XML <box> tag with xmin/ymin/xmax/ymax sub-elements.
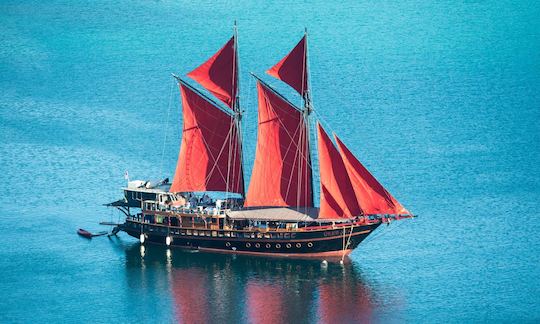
<box><xmin>108</xmin><ymin>27</ymin><xmax>413</xmax><ymax>258</ymax></box>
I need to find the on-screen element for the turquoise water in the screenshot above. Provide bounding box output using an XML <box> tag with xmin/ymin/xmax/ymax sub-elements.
<box><xmin>1</xmin><ymin>0</ymin><xmax>539</xmax><ymax>322</ymax></box>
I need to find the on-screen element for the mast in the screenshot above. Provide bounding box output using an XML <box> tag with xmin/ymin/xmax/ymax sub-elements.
<box><xmin>232</xmin><ymin>21</ymin><xmax>246</xmax><ymax>197</ymax></box>
<box><xmin>302</xmin><ymin>28</ymin><xmax>315</xmax><ymax>208</ymax></box>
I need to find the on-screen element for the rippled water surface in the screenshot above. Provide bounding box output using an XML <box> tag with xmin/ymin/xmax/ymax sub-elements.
<box><xmin>1</xmin><ymin>0</ymin><xmax>539</xmax><ymax>322</ymax></box>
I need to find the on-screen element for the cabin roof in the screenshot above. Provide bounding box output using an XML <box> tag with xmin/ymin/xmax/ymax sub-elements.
<box><xmin>226</xmin><ymin>207</ymin><xmax>349</xmax><ymax>222</ymax></box>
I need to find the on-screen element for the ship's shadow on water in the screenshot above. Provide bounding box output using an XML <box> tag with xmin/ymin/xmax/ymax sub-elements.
<box><xmin>119</xmin><ymin>241</ymin><xmax>386</xmax><ymax>323</ymax></box>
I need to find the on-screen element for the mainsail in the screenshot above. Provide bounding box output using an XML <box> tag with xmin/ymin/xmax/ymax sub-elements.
<box><xmin>187</xmin><ymin>36</ymin><xmax>238</xmax><ymax>109</ymax></box>
<box><xmin>170</xmin><ymin>83</ymin><xmax>244</xmax><ymax>194</ymax></box>
<box><xmin>317</xmin><ymin>124</ymin><xmax>362</xmax><ymax>218</ymax></box>
<box><xmin>244</xmin><ymin>80</ymin><xmax>313</xmax><ymax>207</ymax></box>
<box><xmin>267</xmin><ymin>35</ymin><xmax>309</xmax><ymax>97</ymax></box>
<box><xmin>335</xmin><ymin>135</ymin><xmax>410</xmax><ymax>215</ymax></box>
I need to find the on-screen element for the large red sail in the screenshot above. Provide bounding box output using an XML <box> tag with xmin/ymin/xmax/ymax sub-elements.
<box><xmin>267</xmin><ymin>35</ymin><xmax>308</xmax><ymax>96</ymax></box>
<box><xmin>187</xmin><ymin>36</ymin><xmax>237</xmax><ymax>109</ymax></box>
<box><xmin>245</xmin><ymin>81</ymin><xmax>312</xmax><ymax>207</ymax></box>
<box><xmin>170</xmin><ymin>84</ymin><xmax>244</xmax><ymax>194</ymax></box>
<box><xmin>335</xmin><ymin>135</ymin><xmax>410</xmax><ymax>215</ymax></box>
<box><xmin>317</xmin><ymin>124</ymin><xmax>362</xmax><ymax>218</ymax></box>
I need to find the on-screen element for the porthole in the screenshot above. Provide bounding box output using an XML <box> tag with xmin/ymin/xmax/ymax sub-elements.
<box><xmin>266</xmin><ymin>243</ymin><xmax>271</xmax><ymax>248</ymax></box>
<box><xmin>255</xmin><ymin>243</ymin><xmax>261</xmax><ymax>248</ymax></box>
<box><xmin>307</xmin><ymin>242</ymin><xmax>313</xmax><ymax>248</ymax></box>
<box><xmin>276</xmin><ymin>243</ymin><xmax>281</xmax><ymax>248</ymax></box>
<box><xmin>296</xmin><ymin>243</ymin><xmax>301</xmax><ymax>248</ymax></box>
<box><xmin>246</xmin><ymin>242</ymin><xmax>251</xmax><ymax>248</ymax></box>
<box><xmin>286</xmin><ymin>243</ymin><xmax>292</xmax><ymax>248</ymax></box>
<box><xmin>225</xmin><ymin>242</ymin><xmax>231</xmax><ymax>247</ymax></box>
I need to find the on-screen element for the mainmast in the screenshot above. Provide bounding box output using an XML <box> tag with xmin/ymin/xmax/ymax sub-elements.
<box><xmin>301</xmin><ymin>28</ymin><xmax>315</xmax><ymax>208</ymax></box>
<box><xmin>232</xmin><ymin>21</ymin><xmax>246</xmax><ymax>197</ymax></box>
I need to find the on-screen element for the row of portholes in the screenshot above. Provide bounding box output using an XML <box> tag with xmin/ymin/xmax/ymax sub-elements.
<box><xmin>225</xmin><ymin>242</ymin><xmax>314</xmax><ymax>249</ymax></box>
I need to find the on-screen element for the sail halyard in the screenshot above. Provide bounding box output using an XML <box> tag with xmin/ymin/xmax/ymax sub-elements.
<box><xmin>170</xmin><ymin>77</ymin><xmax>244</xmax><ymax>195</ymax></box>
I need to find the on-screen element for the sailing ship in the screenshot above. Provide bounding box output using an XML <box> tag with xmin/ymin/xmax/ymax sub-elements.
<box><xmin>108</xmin><ymin>27</ymin><xmax>413</xmax><ymax>258</ymax></box>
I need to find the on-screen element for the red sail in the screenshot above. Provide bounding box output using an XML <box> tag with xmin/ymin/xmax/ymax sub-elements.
<box><xmin>187</xmin><ymin>36</ymin><xmax>237</xmax><ymax>109</ymax></box>
<box><xmin>317</xmin><ymin>124</ymin><xmax>362</xmax><ymax>218</ymax></box>
<box><xmin>245</xmin><ymin>81</ymin><xmax>312</xmax><ymax>207</ymax></box>
<box><xmin>267</xmin><ymin>35</ymin><xmax>308</xmax><ymax>96</ymax></box>
<box><xmin>170</xmin><ymin>84</ymin><xmax>244</xmax><ymax>194</ymax></box>
<box><xmin>335</xmin><ymin>135</ymin><xmax>410</xmax><ymax>215</ymax></box>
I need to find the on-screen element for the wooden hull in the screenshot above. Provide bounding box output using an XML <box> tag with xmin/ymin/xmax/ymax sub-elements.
<box><xmin>120</xmin><ymin>220</ymin><xmax>380</xmax><ymax>258</ymax></box>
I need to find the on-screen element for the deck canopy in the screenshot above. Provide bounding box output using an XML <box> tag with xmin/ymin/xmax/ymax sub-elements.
<box><xmin>227</xmin><ymin>207</ymin><xmax>352</xmax><ymax>223</ymax></box>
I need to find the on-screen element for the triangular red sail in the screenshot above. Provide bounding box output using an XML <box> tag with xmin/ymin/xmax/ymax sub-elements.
<box><xmin>170</xmin><ymin>84</ymin><xmax>244</xmax><ymax>194</ymax></box>
<box><xmin>335</xmin><ymin>135</ymin><xmax>410</xmax><ymax>215</ymax></box>
<box><xmin>187</xmin><ymin>36</ymin><xmax>237</xmax><ymax>109</ymax></box>
<box><xmin>267</xmin><ymin>35</ymin><xmax>308</xmax><ymax>96</ymax></box>
<box><xmin>245</xmin><ymin>81</ymin><xmax>312</xmax><ymax>207</ymax></box>
<box><xmin>317</xmin><ymin>124</ymin><xmax>362</xmax><ymax>218</ymax></box>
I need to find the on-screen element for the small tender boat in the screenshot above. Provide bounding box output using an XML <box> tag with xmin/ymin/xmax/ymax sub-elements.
<box><xmin>77</xmin><ymin>228</ymin><xmax>93</xmax><ymax>238</ymax></box>
<box><xmin>77</xmin><ymin>229</ymin><xmax>108</xmax><ymax>238</ymax></box>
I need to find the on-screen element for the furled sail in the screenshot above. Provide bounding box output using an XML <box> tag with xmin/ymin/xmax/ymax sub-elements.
<box><xmin>245</xmin><ymin>80</ymin><xmax>313</xmax><ymax>207</ymax></box>
<box><xmin>267</xmin><ymin>35</ymin><xmax>308</xmax><ymax>97</ymax></box>
<box><xmin>187</xmin><ymin>36</ymin><xmax>237</xmax><ymax>109</ymax></box>
<box><xmin>335</xmin><ymin>135</ymin><xmax>410</xmax><ymax>215</ymax></box>
<box><xmin>170</xmin><ymin>83</ymin><xmax>244</xmax><ymax>194</ymax></box>
<box><xmin>317</xmin><ymin>124</ymin><xmax>362</xmax><ymax>219</ymax></box>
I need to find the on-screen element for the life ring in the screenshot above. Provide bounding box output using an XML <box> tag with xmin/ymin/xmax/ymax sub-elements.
<box><xmin>286</xmin><ymin>243</ymin><xmax>292</xmax><ymax>248</ymax></box>
<box><xmin>225</xmin><ymin>242</ymin><xmax>231</xmax><ymax>247</ymax></box>
<box><xmin>266</xmin><ymin>243</ymin><xmax>271</xmax><ymax>248</ymax></box>
<box><xmin>307</xmin><ymin>242</ymin><xmax>313</xmax><ymax>248</ymax></box>
<box><xmin>296</xmin><ymin>243</ymin><xmax>301</xmax><ymax>248</ymax></box>
<box><xmin>246</xmin><ymin>242</ymin><xmax>251</xmax><ymax>248</ymax></box>
<box><xmin>275</xmin><ymin>243</ymin><xmax>281</xmax><ymax>248</ymax></box>
<box><xmin>255</xmin><ymin>243</ymin><xmax>261</xmax><ymax>248</ymax></box>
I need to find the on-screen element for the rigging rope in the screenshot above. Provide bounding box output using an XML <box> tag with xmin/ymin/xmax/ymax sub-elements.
<box><xmin>159</xmin><ymin>78</ymin><xmax>176</xmax><ymax>178</ymax></box>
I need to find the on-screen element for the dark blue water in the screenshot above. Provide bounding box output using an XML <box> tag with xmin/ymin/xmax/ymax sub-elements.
<box><xmin>1</xmin><ymin>0</ymin><xmax>539</xmax><ymax>322</ymax></box>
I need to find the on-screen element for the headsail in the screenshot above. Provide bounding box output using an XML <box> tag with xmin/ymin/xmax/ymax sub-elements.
<box><xmin>335</xmin><ymin>135</ymin><xmax>410</xmax><ymax>216</ymax></box>
<box><xmin>245</xmin><ymin>80</ymin><xmax>313</xmax><ymax>207</ymax></box>
<box><xmin>267</xmin><ymin>35</ymin><xmax>308</xmax><ymax>97</ymax></box>
<box><xmin>317</xmin><ymin>124</ymin><xmax>362</xmax><ymax>219</ymax></box>
<box><xmin>170</xmin><ymin>83</ymin><xmax>244</xmax><ymax>194</ymax></box>
<box><xmin>187</xmin><ymin>36</ymin><xmax>238</xmax><ymax>109</ymax></box>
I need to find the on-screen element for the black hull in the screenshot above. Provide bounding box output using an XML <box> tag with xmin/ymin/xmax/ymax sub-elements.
<box><xmin>120</xmin><ymin>220</ymin><xmax>381</xmax><ymax>258</ymax></box>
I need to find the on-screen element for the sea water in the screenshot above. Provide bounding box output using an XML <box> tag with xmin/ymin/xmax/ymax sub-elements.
<box><xmin>1</xmin><ymin>0</ymin><xmax>539</xmax><ymax>322</ymax></box>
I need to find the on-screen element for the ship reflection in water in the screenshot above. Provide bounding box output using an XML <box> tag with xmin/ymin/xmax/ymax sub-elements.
<box><xmin>124</xmin><ymin>244</ymin><xmax>398</xmax><ymax>323</ymax></box>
